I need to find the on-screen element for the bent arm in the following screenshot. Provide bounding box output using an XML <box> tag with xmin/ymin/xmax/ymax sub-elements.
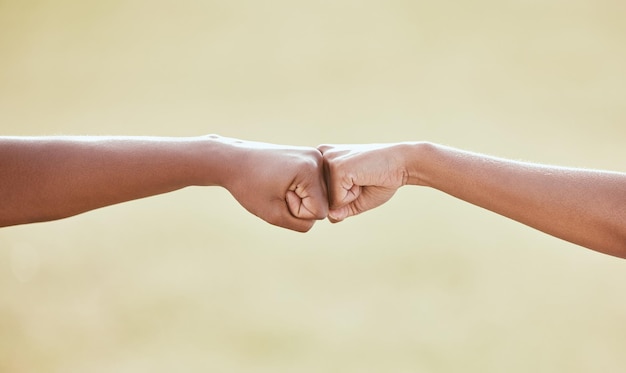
<box><xmin>406</xmin><ymin>142</ymin><xmax>626</xmax><ymax>258</ymax></box>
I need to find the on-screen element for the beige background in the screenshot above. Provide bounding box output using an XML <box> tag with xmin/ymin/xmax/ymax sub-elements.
<box><xmin>1</xmin><ymin>1</ymin><xmax>625</xmax><ymax>372</ymax></box>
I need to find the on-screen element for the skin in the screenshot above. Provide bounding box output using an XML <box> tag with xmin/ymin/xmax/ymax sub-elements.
<box><xmin>319</xmin><ymin>142</ymin><xmax>626</xmax><ymax>259</ymax></box>
<box><xmin>0</xmin><ymin>135</ymin><xmax>328</xmax><ymax>232</ymax></box>
<box><xmin>2</xmin><ymin>135</ymin><xmax>624</xmax><ymax>257</ymax></box>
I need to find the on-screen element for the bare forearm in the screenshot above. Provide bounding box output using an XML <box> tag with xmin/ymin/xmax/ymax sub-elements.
<box><xmin>0</xmin><ymin>135</ymin><xmax>327</xmax><ymax>232</ymax></box>
<box><xmin>406</xmin><ymin>142</ymin><xmax>626</xmax><ymax>258</ymax></box>
<box><xmin>0</xmin><ymin>135</ymin><xmax>224</xmax><ymax>226</ymax></box>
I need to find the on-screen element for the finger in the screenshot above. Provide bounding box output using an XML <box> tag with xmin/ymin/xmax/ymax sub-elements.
<box><xmin>318</xmin><ymin>144</ymin><xmax>345</xmax><ymax>207</ymax></box>
<box><xmin>303</xmin><ymin>179</ymin><xmax>329</xmax><ymax>220</ymax></box>
<box><xmin>274</xmin><ymin>197</ymin><xmax>317</xmax><ymax>232</ymax></box>
<box><xmin>307</xmin><ymin>159</ymin><xmax>329</xmax><ymax>219</ymax></box>
<box><xmin>285</xmin><ymin>190</ymin><xmax>321</xmax><ymax>221</ymax></box>
<box><xmin>285</xmin><ymin>190</ymin><xmax>301</xmax><ymax>217</ymax></box>
<box><xmin>285</xmin><ymin>152</ymin><xmax>329</xmax><ymax>220</ymax></box>
<box><xmin>322</xmin><ymin>160</ymin><xmax>359</xmax><ymax>211</ymax></box>
<box><xmin>285</xmin><ymin>179</ymin><xmax>328</xmax><ymax>220</ymax></box>
<box><xmin>327</xmin><ymin>206</ymin><xmax>350</xmax><ymax>223</ymax></box>
<box><xmin>280</xmin><ymin>218</ymin><xmax>315</xmax><ymax>232</ymax></box>
<box><xmin>317</xmin><ymin>144</ymin><xmax>333</xmax><ymax>155</ymax></box>
<box><xmin>283</xmin><ymin>217</ymin><xmax>316</xmax><ymax>233</ymax></box>
<box><xmin>330</xmin><ymin>182</ymin><xmax>360</xmax><ymax>211</ymax></box>
<box><xmin>286</xmin><ymin>191</ymin><xmax>328</xmax><ymax>221</ymax></box>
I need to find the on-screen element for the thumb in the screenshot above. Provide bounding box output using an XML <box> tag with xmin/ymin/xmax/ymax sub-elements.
<box><xmin>286</xmin><ymin>190</ymin><xmax>305</xmax><ymax>218</ymax></box>
<box><xmin>273</xmin><ymin>192</ymin><xmax>316</xmax><ymax>232</ymax></box>
<box><xmin>327</xmin><ymin>205</ymin><xmax>351</xmax><ymax>223</ymax></box>
<box><xmin>285</xmin><ymin>185</ymin><xmax>328</xmax><ymax>220</ymax></box>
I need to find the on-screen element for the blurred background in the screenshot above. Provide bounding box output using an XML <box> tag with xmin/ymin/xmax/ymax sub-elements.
<box><xmin>1</xmin><ymin>0</ymin><xmax>625</xmax><ymax>372</ymax></box>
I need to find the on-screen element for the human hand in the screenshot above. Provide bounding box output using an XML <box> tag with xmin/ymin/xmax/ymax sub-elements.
<box><xmin>318</xmin><ymin>143</ymin><xmax>410</xmax><ymax>223</ymax></box>
<box><xmin>220</xmin><ymin>138</ymin><xmax>328</xmax><ymax>232</ymax></box>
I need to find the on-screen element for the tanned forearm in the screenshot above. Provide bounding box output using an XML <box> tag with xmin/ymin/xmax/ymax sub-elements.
<box><xmin>406</xmin><ymin>142</ymin><xmax>626</xmax><ymax>258</ymax></box>
<box><xmin>0</xmin><ymin>135</ymin><xmax>327</xmax><ymax>232</ymax></box>
<box><xmin>0</xmin><ymin>136</ymin><xmax>220</xmax><ymax>227</ymax></box>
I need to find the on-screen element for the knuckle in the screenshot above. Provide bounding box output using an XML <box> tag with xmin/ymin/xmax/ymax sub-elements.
<box><xmin>312</xmin><ymin>205</ymin><xmax>328</xmax><ymax>220</ymax></box>
<box><xmin>317</xmin><ymin>144</ymin><xmax>332</xmax><ymax>154</ymax></box>
<box><xmin>307</xmin><ymin>148</ymin><xmax>323</xmax><ymax>163</ymax></box>
<box><xmin>302</xmin><ymin>152</ymin><xmax>324</xmax><ymax>172</ymax></box>
<box><xmin>326</xmin><ymin>157</ymin><xmax>344</xmax><ymax>175</ymax></box>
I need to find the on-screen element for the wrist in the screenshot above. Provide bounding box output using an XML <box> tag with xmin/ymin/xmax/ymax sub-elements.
<box><xmin>401</xmin><ymin>141</ymin><xmax>439</xmax><ymax>187</ymax></box>
<box><xmin>191</xmin><ymin>134</ymin><xmax>244</xmax><ymax>188</ymax></box>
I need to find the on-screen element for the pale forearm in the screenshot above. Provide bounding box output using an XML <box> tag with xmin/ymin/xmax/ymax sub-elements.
<box><xmin>0</xmin><ymin>135</ymin><xmax>224</xmax><ymax>226</ymax></box>
<box><xmin>406</xmin><ymin>142</ymin><xmax>626</xmax><ymax>258</ymax></box>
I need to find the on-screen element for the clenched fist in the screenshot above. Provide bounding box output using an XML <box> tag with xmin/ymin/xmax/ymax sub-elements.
<box><xmin>217</xmin><ymin>137</ymin><xmax>328</xmax><ymax>232</ymax></box>
<box><xmin>318</xmin><ymin>143</ymin><xmax>410</xmax><ymax>223</ymax></box>
<box><xmin>0</xmin><ymin>135</ymin><xmax>329</xmax><ymax>232</ymax></box>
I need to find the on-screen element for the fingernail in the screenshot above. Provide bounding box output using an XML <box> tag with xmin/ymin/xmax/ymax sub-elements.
<box><xmin>328</xmin><ymin>210</ymin><xmax>343</xmax><ymax>221</ymax></box>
